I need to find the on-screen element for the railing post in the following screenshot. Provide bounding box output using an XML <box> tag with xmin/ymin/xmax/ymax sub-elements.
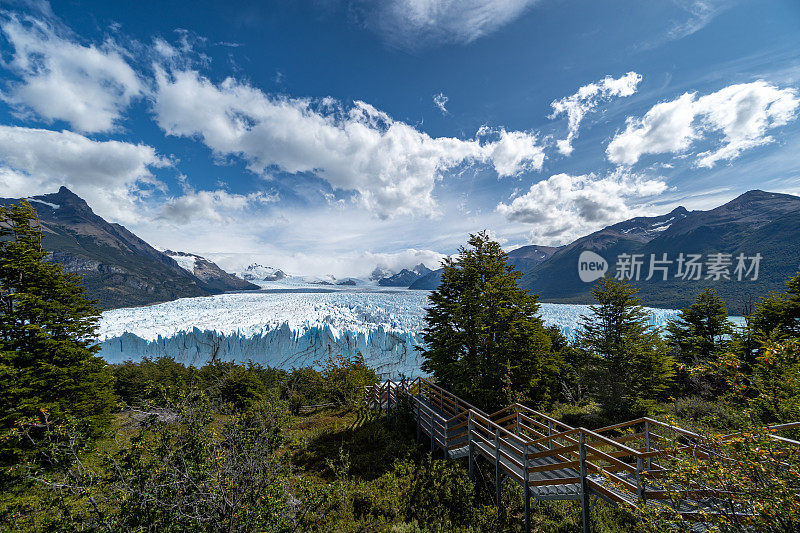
<box><xmin>636</xmin><ymin>457</ymin><xmax>645</xmax><ymax>502</ymax></box>
<box><xmin>416</xmin><ymin>399</ymin><xmax>421</xmax><ymax>442</ymax></box>
<box><xmin>579</xmin><ymin>431</ymin><xmax>590</xmax><ymax>533</ymax></box>
<box><xmin>378</xmin><ymin>382</ymin><xmax>383</xmax><ymax>415</ymax></box>
<box><xmin>430</xmin><ymin>412</ymin><xmax>435</xmax><ymax>453</ymax></box>
<box><xmin>468</xmin><ymin>411</ymin><xmax>475</xmax><ymax>480</ymax></box>
<box><xmin>494</xmin><ymin>427</ymin><xmax>502</xmax><ymax>509</ymax></box>
<box><xmin>523</xmin><ymin>442</ymin><xmax>531</xmax><ymax>533</ymax></box>
<box><xmin>644</xmin><ymin>419</ymin><xmax>652</xmax><ymax>470</ymax></box>
<box><xmin>387</xmin><ymin>381</ymin><xmax>392</xmax><ymax>418</ymax></box>
<box><xmin>548</xmin><ymin>420</ymin><xmax>553</xmax><ymax>450</ymax></box>
<box><xmin>515</xmin><ymin>405</ymin><xmax>521</xmax><ymax>436</ymax></box>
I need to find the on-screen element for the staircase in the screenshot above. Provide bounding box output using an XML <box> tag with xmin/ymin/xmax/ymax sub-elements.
<box><xmin>365</xmin><ymin>378</ymin><xmax>800</xmax><ymax>533</ymax></box>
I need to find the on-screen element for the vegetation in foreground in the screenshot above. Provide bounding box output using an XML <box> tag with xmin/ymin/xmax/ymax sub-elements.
<box><xmin>1</xmin><ymin>203</ymin><xmax>799</xmax><ymax>531</ymax></box>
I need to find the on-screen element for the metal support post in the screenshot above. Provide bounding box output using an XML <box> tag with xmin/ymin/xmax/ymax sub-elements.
<box><xmin>468</xmin><ymin>411</ymin><xmax>475</xmax><ymax>480</ymax></box>
<box><xmin>495</xmin><ymin>427</ymin><xmax>502</xmax><ymax>509</ymax></box>
<box><xmin>523</xmin><ymin>443</ymin><xmax>531</xmax><ymax>533</ymax></box>
<box><xmin>579</xmin><ymin>431</ymin><xmax>590</xmax><ymax>533</ymax></box>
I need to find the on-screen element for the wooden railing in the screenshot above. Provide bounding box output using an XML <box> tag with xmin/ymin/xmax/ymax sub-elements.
<box><xmin>363</xmin><ymin>379</ymin><xmax>800</xmax><ymax>533</ymax></box>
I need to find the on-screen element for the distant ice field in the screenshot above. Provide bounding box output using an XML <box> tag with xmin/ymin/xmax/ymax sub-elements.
<box><xmin>96</xmin><ymin>286</ymin><xmax>689</xmax><ymax>376</ymax></box>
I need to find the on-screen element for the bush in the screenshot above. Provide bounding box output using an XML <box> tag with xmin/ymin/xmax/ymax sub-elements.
<box><xmin>321</xmin><ymin>354</ymin><xmax>379</xmax><ymax>407</ymax></box>
<box><xmin>112</xmin><ymin>357</ymin><xmax>194</xmax><ymax>404</ymax></box>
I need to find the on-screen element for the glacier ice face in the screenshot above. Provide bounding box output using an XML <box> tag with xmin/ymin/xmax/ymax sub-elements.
<box><xmin>96</xmin><ymin>288</ymin><xmax>683</xmax><ymax>377</ymax></box>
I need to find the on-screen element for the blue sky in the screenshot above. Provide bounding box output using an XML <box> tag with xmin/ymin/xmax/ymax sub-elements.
<box><xmin>1</xmin><ymin>0</ymin><xmax>799</xmax><ymax>276</ymax></box>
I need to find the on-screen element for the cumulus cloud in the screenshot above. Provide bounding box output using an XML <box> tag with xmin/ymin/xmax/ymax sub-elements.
<box><xmin>0</xmin><ymin>125</ymin><xmax>168</xmax><ymax>223</ymax></box>
<box><xmin>160</xmin><ymin>187</ymin><xmax>278</xmax><ymax>224</ymax></box>
<box><xmin>0</xmin><ymin>15</ymin><xmax>143</xmax><ymax>133</ymax></box>
<box><xmin>496</xmin><ymin>170</ymin><xmax>668</xmax><ymax>242</ymax></box>
<box><xmin>153</xmin><ymin>68</ymin><xmax>545</xmax><ymax>218</ymax></box>
<box><xmin>433</xmin><ymin>92</ymin><xmax>448</xmax><ymax>114</ymax></box>
<box><xmin>366</xmin><ymin>0</ymin><xmax>537</xmax><ymax>48</ymax></box>
<box><xmin>549</xmin><ymin>72</ymin><xmax>642</xmax><ymax>156</ymax></box>
<box><xmin>607</xmin><ymin>81</ymin><xmax>799</xmax><ymax>167</ymax></box>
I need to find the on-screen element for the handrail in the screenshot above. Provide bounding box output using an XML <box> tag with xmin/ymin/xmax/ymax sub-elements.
<box><xmin>362</xmin><ymin>378</ymin><xmax>800</xmax><ymax>533</ymax></box>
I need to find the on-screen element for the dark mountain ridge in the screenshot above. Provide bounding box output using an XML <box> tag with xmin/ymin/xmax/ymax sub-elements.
<box><xmin>410</xmin><ymin>190</ymin><xmax>800</xmax><ymax>312</ymax></box>
<box><xmin>378</xmin><ymin>263</ymin><xmax>432</xmax><ymax>286</ymax></box>
<box><xmin>518</xmin><ymin>190</ymin><xmax>800</xmax><ymax>311</ymax></box>
<box><xmin>1</xmin><ymin>187</ymin><xmax>257</xmax><ymax>309</ymax></box>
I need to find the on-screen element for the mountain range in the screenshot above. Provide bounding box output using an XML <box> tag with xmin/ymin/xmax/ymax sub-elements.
<box><xmin>378</xmin><ymin>263</ymin><xmax>432</xmax><ymax>286</ymax></box>
<box><xmin>1</xmin><ymin>187</ymin><xmax>258</xmax><ymax>309</ymax></box>
<box><xmin>413</xmin><ymin>190</ymin><xmax>800</xmax><ymax>313</ymax></box>
<box><xmin>4</xmin><ymin>187</ymin><xmax>798</xmax><ymax>313</ymax></box>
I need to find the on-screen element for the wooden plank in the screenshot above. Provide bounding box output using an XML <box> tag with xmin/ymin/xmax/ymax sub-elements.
<box><xmin>584</xmin><ymin>447</ymin><xmax>638</xmax><ymax>474</ymax></box>
<box><xmin>593</xmin><ymin>417</ymin><xmax>645</xmax><ymax>433</ymax></box>
<box><xmin>528</xmin><ymin>460</ymin><xmax>579</xmax><ymax>473</ymax></box>
<box><xmin>529</xmin><ymin>443</ymin><xmax>579</xmax><ymax>460</ymax></box>
<box><xmin>529</xmin><ymin>476</ymin><xmax>581</xmax><ymax>487</ymax></box>
<box><xmin>518</xmin><ymin>412</ymin><xmax>551</xmax><ymax>432</ymax></box>
<box><xmin>586</xmin><ymin>479</ymin><xmax>633</xmax><ymax>506</ymax></box>
<box><xmin>517</xmin><ymin>421</ymin><xmax>547</xmax><ymax>440</ymax></box>
<box><xmin>494</xmin><ymin>412</ymin><xmax>517</xmax><ymax>426</ymax></box>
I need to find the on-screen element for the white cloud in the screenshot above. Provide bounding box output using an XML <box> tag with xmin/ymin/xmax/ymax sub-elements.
<box><xmin>367</xmin><ymin>0</ymin><xmax>537</xmax><ymax>48</ymax></box>
<box><xmin>153</xmin><ymin>68</ymin><xmax>545</xmax><ymax>218</ymax></box>
<box><xmin>209</xmin><ymin>247</ymin><xmax>446</xmax><ymax>279</ymax></box>
<box><xmin>479</xmin><ymin>127</ymin><xmax>546</xmax><ymax>177</ymax></box>
<box><xmin>160</xmin><ymin>187</ymin><xmax>278</xmax><ymax>224</ymax></box>
<box><xmin>0</xmin><ymin>125</ymin><xmax>168</xmax><ymax>223</ymax></box>
<box><xmin>433</xmin><ymin>92</ymin><xmax>448</xmax><ymax>114</ymax></box>
<box><xmin>0</xmin><ymin>15</ymin><xmax>143</xmax><ymax>133</ymax></box>
<box><xmin>607</xmin><ymin>81</ymin><xmax>799</xmax><ymax>167</ymax></box>
<box><xmin>549</xmin><ymin>72</ymin><xmax>642</xmax><ymax>156</ymax></box>
<box><xmin>496</xmin><ymin>170</ymin><xmax>668</xmax><ymax>243</ymax></box>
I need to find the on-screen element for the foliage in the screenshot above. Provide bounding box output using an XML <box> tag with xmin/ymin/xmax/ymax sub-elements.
<box><xmin>6</xmin><ymin>390</ymin><xmax>308</xmax><ymax>532</ymax></box>
<box><xmin>634</xmin><ymin>425</ymin><xmax>800</xmax><ymax>532</ymax></box>
<box><xmin>666</xmin><ymin>288</ymin><xmax>735</xmax><ymax>398</ymax></box>
<box><xmin>575</xmin><ymin>276</ymin><xmax>675</xmax><ymax>418</ymax></box>
<box><xmin>284</xmin><ymin>366</ymin><xmax>325</xmax><ymax>414</ymax></box>
<box><xmin>112</xmin><ymin>356</ymin><xmax>195</xmax><ymax>404</ymax></box>
<box><xmin>749</xmin><ymin>337</ymin><xmax>800</xmax><ymax>426</ymax></box>
<box><xmin>0</xmin><ymin>201</ymin><xmax>115</xmax><ymax>468</ymax></box>
<box><xmin>666</xmin><ymin>288</ymin><xmax>733</xmax><ymax>364</ymax></box>
<box><xmin>749</xmin><ymin>269</ymin><xmax>800</xmax><ymax>338</ymax></box>
<box><xmin>320</xmin><ymin>353</ymin><xmax>379</xmax><ymax>408</ymax></box>
<box><xmin>420</xmin><ymin>231</ymin><xmax>562</xmax><ymax>411</ymax></box>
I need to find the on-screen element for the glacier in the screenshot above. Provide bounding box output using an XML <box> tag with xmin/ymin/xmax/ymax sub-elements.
<box><xmin>97</xmin><ymin>286</ymin><xmax>684</xmax><ymax>377</ymax></box>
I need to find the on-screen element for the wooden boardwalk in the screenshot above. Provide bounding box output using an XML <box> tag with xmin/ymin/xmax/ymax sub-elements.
<box><xmin>364</xmin><ymin>378</ymin><xmax>800</xmax><ymax>533</ymax></box>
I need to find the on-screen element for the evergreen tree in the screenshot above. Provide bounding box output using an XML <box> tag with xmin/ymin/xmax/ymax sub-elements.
<box><xmin>666</xmin><ymin>288</ymin><xmax>733</xmax><ymax>365</ymax></box>
<box><xmin>419</xmin><ymin>231</ymin><xmax>561</xmax><ymax>410</ymax></box>
<box><xmin>576</xmin><ymin>277</ymin><xmax>674</xmax><ymax>419</ymax></box>
<box><xmin>0</xmin><ymin>201</ymin><xmax>115</xmax><ymax>458</ymax></box>
<box><xmin>749</xmin><ymin>269</ymin><xmax>800</xmax><ymax>338</ymax></box>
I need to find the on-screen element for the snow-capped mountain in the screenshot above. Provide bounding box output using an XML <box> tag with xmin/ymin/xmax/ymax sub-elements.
<box><xmin>164</xmin><ymin>251</ymin><xmax>258</xmax><ymax>291</ymax></box>
<box><xmin>370</xmin><ymin>266</ymin><xmax>394</xmax><ymax>281</ymax></box>
<box><xmin>376</xmin><ymin>263</ymin><xmax>432</xmax><ymax>287</ymax></box>
<box><xmin>0</xmin><ymin>187</ymin><xmax>259</xmax><ymax>309</ymax></box>
<box><xmin>239</xmin><ymin>263</ymin><xmax>288</xmax><ymax>281</ymax></box>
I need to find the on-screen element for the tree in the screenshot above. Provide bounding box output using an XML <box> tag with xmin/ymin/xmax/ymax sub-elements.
<box><xmin>419</xmin><ymin>231</ymin><xmax>561</xmax><ymax>410</ymax></box>
<box><xmin>749</xmin><ymin>337</ymin><xmax>800</xmax><ymax>426</ymax></box>
<box><xmin>0</xmin><ymin>201</ymin><xmax>115</xmax><ymax>461</ymax></box>
<box><xmin>666</xmin><ymin>288</ymin><xmax>733</xmax><ymax>365</ymax></box>
<box><xmin>321</xmin><ymin>353</ymin><xmax>379</xmax><ymax>408</ymax></box>
<box><xmin>634</xmin><ymin>337</ymin><xmax>800</xmax><ymax>532</ymax></box>
<box><xmin>749</xmin><ymin>269</ymin><xmax>800</xmax><ymax>338</ymax></box>
<box><xmin>576</xmin><ymin>276</ymin><xmax>674</xmax><ymax>419</ymax></box>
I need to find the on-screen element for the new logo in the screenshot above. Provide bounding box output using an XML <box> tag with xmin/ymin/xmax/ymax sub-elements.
<box><xmin>578</xmin><ymin>250</ymin><xmax>608</xmax><ymax>282</ymax></box>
